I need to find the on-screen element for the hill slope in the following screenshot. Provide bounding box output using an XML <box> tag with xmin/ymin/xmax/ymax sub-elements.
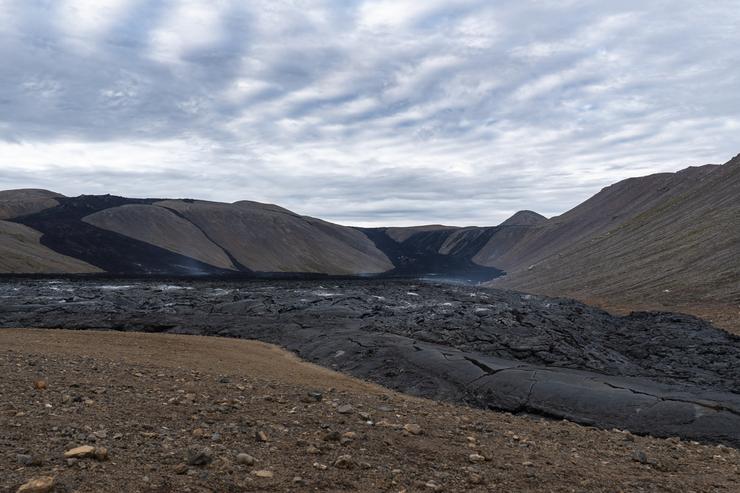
<box><xmin>0</xmin><ymin>220</ymin><xmax>101</xmax><ymax>274</ymax></box>
<box><xmin>2</xmin><ymin>194</ymin><xmax>394</xmax><ymax>276</ymax></box>
<box><xmin>490</xmin><ymin>154</ymin><xmax>740</xmax><ymax>314</ymax></box>
<box><xmin>0</xmin><ymin>154</ymin><xmax>736</xmax><ymax>318</ymax></box>
<box><xmin>499</xmin><ymin>210</ymin><xmax>547</xmax><ymax>227</ymax></box>
<box><xmin>83</xmin><ymin>204</ymin><xmax>238</xmax><ymax>271</ymax></box>
<box><xmin>155</xmin><ymin>199</ymin><xmax>393</xmax><ymax>274</ymax></box>
<box><xmin>0</xmin><ymin>189</ymin><xmax>63</xmax><ymax>220</ymax></box>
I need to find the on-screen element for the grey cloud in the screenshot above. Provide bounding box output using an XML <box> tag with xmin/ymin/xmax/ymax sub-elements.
<box><xmin>0</xmin><ymin>0</ymin><xmax>738</xmax><ymax>226</ymax></box>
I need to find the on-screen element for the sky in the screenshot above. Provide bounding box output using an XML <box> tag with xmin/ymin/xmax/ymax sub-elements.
<box><xmin>0</xmin><ymin>1</ymin><xmax>739</xmax><ymax>226</ymax></box>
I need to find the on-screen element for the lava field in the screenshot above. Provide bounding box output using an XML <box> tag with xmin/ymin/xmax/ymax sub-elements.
<box><xmin>1</xmin><ymin>278</ymin><xmax>738</xmax><ymax>446</ymax></box>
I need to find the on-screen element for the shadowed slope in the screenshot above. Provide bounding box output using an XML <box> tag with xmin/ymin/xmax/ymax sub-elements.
<box><xmin>359</xmin><ymin>227</ymin><xmax>504</xmax><ymax>282</ymax></box>
<box><xmin>12</xmin><ymin>195</ymin><xmax>234</xmax><ymax>275</ymax></box>
<box><xmin>0</xmin><ymin>220</ymin><xmax>101</xmax><ymax>273</ymax></box>
<box><xmin>83</xmin><ymin>204</ymin><xmax>237</xmax><ymax>271</ymax></box>
<box><xmin>156</xmin><ymin>199</ymin><xmax>393</xmax><ymax>274</ymax></box>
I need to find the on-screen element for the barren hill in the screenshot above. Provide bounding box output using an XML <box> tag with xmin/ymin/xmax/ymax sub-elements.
<box><xmin>156</xmin><ymin>199</ymin><xmax>392</xmax><ymax>274</ymax></box>
<box><xmin>490</xmin><ymin>154</ymin><xmax>740</xmax><ymax>325</ymax></box>
<box><xmin>0</xmin><ymin>189</ymin><xmax>63</xmax><ymax>220</ymax></box>
<box><xmin>499</xmin><ymin>210</ymin><xmax>547</xmax><ymax>227</ymax></box>
<box><xmin>0</xmin><ymin>220</ymin><xmax>101</xmax><ymax>274</ymax></box>
<box><xmin>0</xmin><ymin>154</ymin><xmax>737</xmax><ymax>328</ymax></box>
<box><xmin>1</xmin><ymin>194</ymin><xmax>393</xmax><ymax>276</ymax></box>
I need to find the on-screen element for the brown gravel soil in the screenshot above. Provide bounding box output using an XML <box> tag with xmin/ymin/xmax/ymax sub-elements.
<box><xmin>580</xmin><ymin>298</ymin><xmax>740</xmax><ymax>336</ymax></box>
<box><xmin>1</xmin><ymin>328</ymin><xmax>738</xmax><ymax>493</ymax></box>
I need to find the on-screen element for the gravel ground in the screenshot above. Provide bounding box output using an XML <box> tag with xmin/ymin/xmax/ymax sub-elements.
<box><xmin>1</xmin><ymin>328</ymin><xmax>738</xmax><ymax>492</ymax></box>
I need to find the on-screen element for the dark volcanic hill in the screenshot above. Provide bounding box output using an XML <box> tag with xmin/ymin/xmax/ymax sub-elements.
<box><xmin>2</xmin><ymin>194</ymin><xmax>394</xmax><ymax>276</ymax></box>
<box><xmin>499</xmin><ymin>210</ymin><xmax>547</xmax><ymax>226</ymax></box>
<box><xmin>0</xmin><ymin>194</ymin><xmax>520</xmax><ymax>280</ymax></box>
<box><xmin>1</xmin><ymin>154</ymin><xmax>738</xmax><ymax>324</ymax></box>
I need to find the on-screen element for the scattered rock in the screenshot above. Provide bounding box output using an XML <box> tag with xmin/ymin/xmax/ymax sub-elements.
<box><xmin>236</xmin><ymin>453</ymin><xmax>256</xmax><ymax>465</ymax></box>
<box><xmin>93</xmin><ymin>447</ymin><xmax>109</xmax><ymax>461</ymax></box>
<box><xmin>16</xmin><ymin>476</ymin><xmax>54</xmax><ymax>493</ymax></box>
<box><xmin>337</xmin><ymin>404</ymin><xmax>353</xmax><ymax>414</ymax></box>
<box><xmin>469</xmin><ymin>453</ymin><xmax>486</xmax><ymax>463</ymax></box>
<box><xmin>186</xmin><ymin>446</ymin><xmax>213</xmax><ymax>466</ymax></box>
<box><xmin>632</xmin><ymin>450</ymin><xmax>656</xmax><ymax>466</ymax></box>
<box><xmin>323</xmin><ymin>431</ymin><xmax>341</xmax><ymax>442</ymax></box>
<box><xmin>468</xmin><ymin>473</ymin><xmax>483</xmax><ymax>484</ymax></box>
<box><xmin>256</xmin><ymin>430</ymin><xmax>269</xmax><ymax>442</ymax></box>
<box><xmin>64</xmin><ymin>445</ymin><xmax>96</xmax><ymax>459</ymax></box>
<box><xmin>173</xmin><ymin>463</ymin><xmax>188</xmax><ymax>475</ymax></box>
<box><xmin>32</xmin><ymin>380</ymin><xmax>47</xmax><ymax>390</ymax></box>
<box><xmin>253</xmin><ymin>470</ymin><xmax>274</xmax><ymax>478</ymax></box>
<box><xmin>425</xmin><ymin>480</ymin><xmax>443</xmax><ymax>491</ymax></box>
<box><xmin>15</xmin><ymin>454</ymin><xmax>35</xmax><ymax>466</ymax></box>
<box><xmin>632</xmin><ymin>450</ymin><xmax>646</xmax><ymax>463</ymax></box>
<box><xmin>403</xmin><ymin>423</ymin><xmax>423</xmax><ymax>435</ymax></box>
<box><xmin>333</xmin><ymin>455</ymin><xmax>355</xmax><ymax>469</ymax></box>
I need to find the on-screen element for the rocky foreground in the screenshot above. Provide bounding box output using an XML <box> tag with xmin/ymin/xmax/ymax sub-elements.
<box><xmin>2</xmin><ymin>329</ymin><xmax>739</xmax><ymax>492</ymax></box>
<box><xmin>0</xmin><ymin>279</ymin><xmax>738</xmax><ymax>447</ymax></box>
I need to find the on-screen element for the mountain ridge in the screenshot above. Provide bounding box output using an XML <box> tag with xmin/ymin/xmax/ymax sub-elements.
<box><xmin>1</xmin><ymin>154</ymin><xmax>737</xmax><ymax>330</ymax></box>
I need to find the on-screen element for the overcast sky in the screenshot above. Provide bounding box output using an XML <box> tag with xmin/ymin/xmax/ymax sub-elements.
<box><xmin>0</xmin><ymin>1</ymin><xmax>738</xmax><ymax>226</ymax></box>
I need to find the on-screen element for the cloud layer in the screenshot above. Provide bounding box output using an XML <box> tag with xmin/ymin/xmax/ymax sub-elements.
<box><xmin>1</xmin><ymin>0</ymin><xmax>738</xmax><ymax>226</ymax></box>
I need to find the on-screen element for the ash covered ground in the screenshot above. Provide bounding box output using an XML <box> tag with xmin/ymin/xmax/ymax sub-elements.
<box><xmin>1</xmin><ymin>279</ymin><xmax>738</xmax><ymax>446</ymax></box>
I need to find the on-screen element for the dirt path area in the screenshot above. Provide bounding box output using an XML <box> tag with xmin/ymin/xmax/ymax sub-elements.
<box><xmin>1</xmin><ymin>328</ymin><xmax>738</xmax><ymax>492</ymax></box>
